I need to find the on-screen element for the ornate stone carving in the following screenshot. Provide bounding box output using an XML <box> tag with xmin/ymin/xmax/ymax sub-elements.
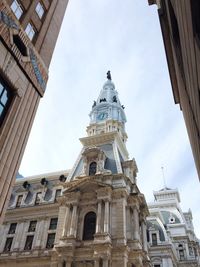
<box><xmin>29</xmin><ymin>48</ymin><xmax>46</xmax><ymax>91</ymax></box>
<box><xmin>80</xmin><ymin>147</ymin><xmax>111</xmax><ymax>176</ymax></box>
<box><xmin>0</xmin><ymin>11</ymin><xmax>19</xmax><ymax>30</ymax></box>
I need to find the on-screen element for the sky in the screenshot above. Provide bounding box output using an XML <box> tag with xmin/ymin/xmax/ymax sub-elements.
<box><xmin>19</xmin><ymin>0</ymin><xmax>200</xmax><ymax>237</ymax></box>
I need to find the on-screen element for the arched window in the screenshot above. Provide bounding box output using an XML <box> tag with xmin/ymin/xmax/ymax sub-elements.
<box><xmin>89</xmin><ymin>162</ymin><xmax>97</xmax><ymax>176</ymax></box>
<box><xmin>83</xmin><ymin>212</ymin><xmax>96</xmax><ymax>240</ymax></box>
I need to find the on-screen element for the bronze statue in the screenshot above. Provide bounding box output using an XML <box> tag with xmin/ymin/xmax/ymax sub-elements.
<box><xmin>107</xmin><ymin>70</ymin><xmax>111</xmax><ymax>80</ymax></box>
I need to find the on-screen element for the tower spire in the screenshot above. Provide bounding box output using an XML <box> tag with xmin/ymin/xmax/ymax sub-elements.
<box><xmin>87</xmin><ymin>72</ymin><xmax>127</xmax><ymax>143</ymax></box>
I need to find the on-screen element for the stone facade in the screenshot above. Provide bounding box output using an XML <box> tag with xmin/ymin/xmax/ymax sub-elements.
<box><xmin>0</xmin><ymin>76</ymin><xmax>150</xmax><ymax>267</ymax></box>
<box><xmin>148</xmin><ymin>0</ymin><xmax>200</xmax><ymax>180</ymax></box>
<box><xmin>0</xmin><ymin>0</ymin><xmax>68</xmax><ymax>223</ymax></box>
<box><xmin>147</xmin><ymin>188</ymin><xmax>200</xmax><ymax>267</ymax></box>
<box><xmin>1</xmin><ymin>75</ymin><xmax>199</xmax><ymax>267</ymax></box>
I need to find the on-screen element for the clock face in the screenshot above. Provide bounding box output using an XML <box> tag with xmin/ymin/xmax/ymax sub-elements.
<box><xmin>97</xmin><ymin>112</ymin><xmax>108</xmax><ymax>120</ymax></box>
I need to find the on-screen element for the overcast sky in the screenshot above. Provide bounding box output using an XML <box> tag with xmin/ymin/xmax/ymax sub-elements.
<box><xmin>19</xmin><ymin>0</ymin><xmax>200</xmax><ymax>237</ymax></box>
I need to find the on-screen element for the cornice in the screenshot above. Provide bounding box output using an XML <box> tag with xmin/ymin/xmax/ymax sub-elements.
<box><xmin>79</xmin><ymin>131</ymin><xmax>117</xmax><ymax>146</ymax></box>
<box><xmin>5</xmin><ymin>202</ymin><xmax>59</xmax><ymax>220</ymax></box>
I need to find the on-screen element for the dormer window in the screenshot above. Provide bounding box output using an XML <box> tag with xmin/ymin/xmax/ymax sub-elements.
<box><xmin>178</xmin><ymin>244</ymin><xmax>185</xmax><ymax>260</ymax></box>
<box><xmin>152</xmin><ymin>233</ymin><xmax>157</xmax><ymax>246</ymax></box>
<box><xmin>16</xmin><ymin>194</ymin><xmax>23</xmax><ymax>207</ymax></box>
<box><xmin>81</xmin><ymin>147</ymin><xmax>110</xmax><ymax>177</ymax></box>
<box><xmin>89</xmin><ymin>162</ymin><xmax>97</xmax><ymax>176</ymax></box>
<box><xmin>10</xmin><ymin>0</ymin><xmax>23</xmax><ymax>20</ymax></box>
<box><xmin>169</xmin><ymin>215</ymin><xmax>175</xmax><ymax>224</ymax></box>
<box><xmin>35</xmin><ymin>192</ymin><xmax>41</xmax><ymax>205</ymax></box>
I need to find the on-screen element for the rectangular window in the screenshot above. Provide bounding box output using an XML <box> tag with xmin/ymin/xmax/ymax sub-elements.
<box><xmin>8</xmin><ymin>223</ymin><xmax>17</xmax><ymax>234</ymax></box>
<box><xmin>35</xmin><ymin>2</ymin><xmax>45</xmax><ymax>19</ymax></box>
<box><xmin>3</xmin><ymin>237</ymin><xmax>13</xmax><ymax>252</ymax></box>
<box><xmin>191</xmin><ymin>0</ymin><xmax>200</xmax><ymax>44</ymax></box>
<box><xmin>152</xmin><ymin>233</ymin><xmax>157</xmax><ymax>246</ymax></box>
<box><xmin>16</xmin><ymin>195</ymin><xmax>23</xmax><ymax>207</ymax></box>
<box><xmin>179</xmin><ymin>249</ymin><xmax>184</xmax><ymax>260</ymax></box>
<box><xmin>13</xmin><ymin>35</ymin><xmax>27</xmax><ymax>57</ymax></box>
<box><xmin>10</xmin><ymin>0</ymin><xmax>23</xmax><ymax>19</ymax></box>
<box><xmin>49</xmin><ymin>218</ymin><xmax>58</xmax><ymax>230</ymax></box>
<box><xmin>0</xmin><ymin>78</ymin><xmax>13</xmax><ymax>126</ymax></box>
<box><xmin>46</xmin><ymin>233</ymin><xmax>55</xmax><ymax>249</ymax></box>
<box><xmin>24</xmin><ymin>235</ymin><xmax>34</xmax><ymax>250</ymax></box>
<box><xmin>28</xmin><ymin>221</ymin><xmax>37</xmax><ymax>232</ymax></box>
<box><xmin>25</xmin><ymin>23</ymin><xmax>35</xmax><ymax>41</ymax></box>
<box><xmin>35</xmin><ymin>192</ymin><xmax>41</xmax><ymax>205</ymax></box>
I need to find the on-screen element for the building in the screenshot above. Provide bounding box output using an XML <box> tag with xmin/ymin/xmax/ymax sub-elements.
<box><xmin>0</xmin><ymin>74</ymin><xmax>150</xmax><ymax>267</ymax></box>
<box><xmin>147</xmin><ymin>187</ymin><xmax>200</xmax><ymax>267</ymax></box>
<box><xmin>147</xmin><ymin>0</ymin><xmax>200</xmax><ymax>180</ymax></box>
<box><xmin>0</xmin><ymin>0</ymin><xmax>69</xmax><ymax>223</ymax></box>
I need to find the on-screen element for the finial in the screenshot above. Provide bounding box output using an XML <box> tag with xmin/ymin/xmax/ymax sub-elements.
<box><xmin>161</xmin><ymin>166</ymin><xmax>167</xmax><ymax>189</ymax></box>
<box><xmin>107</xmin><ymin>70</ymin><xmax>111</xmax><ymax>80</ymax></box>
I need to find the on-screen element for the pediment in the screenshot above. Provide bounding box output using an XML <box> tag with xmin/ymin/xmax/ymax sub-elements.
<box><xmin>63</xmin><ymin>177</ymin><xmax>111</xmax><ymax>194</ymax></box>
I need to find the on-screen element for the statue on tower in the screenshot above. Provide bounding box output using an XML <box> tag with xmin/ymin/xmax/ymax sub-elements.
<box><xmin>107</xmin><ymin>70</ymin><xmax>112</xmax><ymax>80</ymax></box>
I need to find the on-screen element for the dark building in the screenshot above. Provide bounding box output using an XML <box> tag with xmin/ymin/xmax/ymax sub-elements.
<box><xmin>148</xmin><ymin>0</ymin><xmax>200</xmax><ymax>180</ymax></box>
<box><xmin>0</xmin><ymin>0</ymin><xmax>69</xmax><ymax>223</ymax></box>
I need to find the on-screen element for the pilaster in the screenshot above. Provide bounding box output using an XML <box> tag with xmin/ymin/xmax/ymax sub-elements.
<box><xmin>104</xmin><ymin>200</ymin><xmax>109</xmax><ymax>233</ymax></box>
<box><xmin>69</xmin><ymin>204</ymin><xmax>78</xmax><ymax>237</ymax></box>
<box><xmin>96</xmin><ymin>200</ymin><xmax>102</xmax><ymax>234</ymax></box>
<box><xmin>141</xmin><ymin>220</ymin><xmax>148</xmax><ymax>252</ymax></box>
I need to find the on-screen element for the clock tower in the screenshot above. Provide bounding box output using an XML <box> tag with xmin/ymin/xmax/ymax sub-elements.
<box><xmin>87</xmin><ymin>71</ymin><xmax>127</xmax><ymax>144</ymax></box>
<box><xmin>54</xmin><ymin>72</ymin><xmax>150</xmax><ymax>267</ymax></box>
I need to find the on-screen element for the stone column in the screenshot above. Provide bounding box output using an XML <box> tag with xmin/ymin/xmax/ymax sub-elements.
<box><xmin>141</xmin><ymin>220</ymin><xmax>148</xmax><ymax>252</ymax></box>
<box><xmin>69</xmin><ymin>204</ymin><xmax>77</xmax><ymax>237</ymax></box>
<box><xmin>126</xmin><ymin>207</ymin><xmax>131</xmax><ymax>240</ymax></box>
<box><xmin>94</xmin><ymin>260</ymin><xmax>99</xmax><ymax>267</ymax></box>
<box><xmin>62</xmin><ymin>205</ymin><xmax>70</xmax><ymax>237</ymax></box>
<box><xmin>66</xmin><ymin>261</ymin><xmax>72</xmax><ymax>267</ymax></box>
<box><xmin>103</xmin><ymin>259</ymin><xmax>109</xmax><ymax>267</ymax></box>
<box><xmin>96</xmin><ymin>200</ymin><xmax>102</xmax><ymax>233</ymax></box>
<box><xmin>104</xmin><ymin>200</ymin><xmax>109</xmax><ymax>233</ymax></box>
<box><xmin>132</xmin><ymin>206</ymin><xmax>140</xmax><ymax>240</ymax></box>
<box><xmin>51</xmin><ymin>262</ymin><xmax>58</xmax><ymax>267</ymax></box>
